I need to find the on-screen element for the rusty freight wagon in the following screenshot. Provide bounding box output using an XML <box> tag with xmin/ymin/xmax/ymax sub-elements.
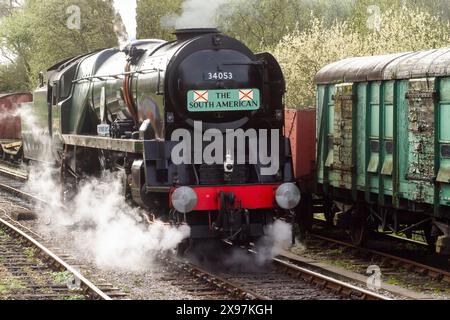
<box><xmin>0</xmin><ymin>93</ymin><xmax>32</xmax><ymax>160</ymax></box>
<box><xmin>314</xmin><ymin>48</ymin><xmax>450</xmax><ymax>254</ymax></box>
<box><xmin>285</xmin><ymin>109</ymin><xmax>316</xmax><ymax>233</ymax></box>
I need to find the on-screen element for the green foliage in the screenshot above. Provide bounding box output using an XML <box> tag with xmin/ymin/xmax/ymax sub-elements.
<box><xmin>134</xmin><ymin>0</ymin><xmax>354</xmax><ymax>51</ymax></box>
<box><xmin>348</xmin><ymin>0</ymin><xmax>400</xmax><ymax>34</ymax></box>
<box><xmin>136</xmin><ymin>0</ymin><xmax>182</xmax><ymax>40</ymax></box>
<box><xmin>2</xmin><ymin>0</ymin><xmax>450</xmax><ymax>98</ymax></box>
<box><xmin>52</xmin><ymin>271</ymin><xmax>73</xmax><ymax>285</ymax></box>
<box><xmin>274</xmin><ymin>7</ymin><xmax>450</xmax><ymax>108</ymax></box>
<box><xmin>0</xmin><ymin>0</ymin><xmax>18</xmax><ymax>18</ymax></box>
<box><xmin>350</xmin><ymin>0</ymin><xmax>450</xmax><ymax>34</ymax></box>
<box><xmin>217</xmin><ymin>0</ymin><xmax>355</xmax><ymax>51</ymax></box>
<box><xmin>0</xmin><ymin>0</ymin><xmax>118</xmax><ymax>90</ymax></box>
<box><xmin>217</xmin><ymin>0</ymin><xmax>302</xmax><ymax>51</ymax></box>
<box><xmin>0</xmin><ymin>7</ymin><xmax>33</xmax><ymax>76</ymax></box>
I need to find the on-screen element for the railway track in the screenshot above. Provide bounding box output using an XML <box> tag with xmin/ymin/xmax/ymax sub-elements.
<box><xmin>0</xmin><ymin>161</ymin><xmax>27</xmax><ymax>181</ymax></box>
<box><xmin>0</xmin><ymin>164</ymin><xmax>129</xmax><ymax>300</ymax></box>
<box><xmin>0</xmin><ymin>164</ymin><xmax>389</xmax><ymax>300</ymax></box>
<box><xmin>163</xmin><ymin>257</ymin><xmax>264</xmax><ymax>300</ymax></box>
<box><xmin>309</xmin><ymin>231</ymin><xmax>450</xmax><ymax>283</ymax></box>
<box><xmin>0</xmin><ymin>163</ymin><xmax>40</xmax><ymax>205</ymax></box>
<box><xmin>291</xmin><ymin>221</ymin><xmax>450</xmax><ymax>298</ymax></box>
<box><xmin>0</xmin><ymin>213</ymin><xmax>122</xmax><ymax>300</ymax></box>
<box><xmin>175</xmin><ymin>242</ymin><xmax>390</xmax><ymax>300</ymax></box>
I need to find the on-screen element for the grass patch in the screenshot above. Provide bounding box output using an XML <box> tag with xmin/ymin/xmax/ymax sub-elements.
<box><xmin>52</xmin><ymin>271</ymin><xmax>73</xmax><ymax>285</ymax></box>
<box><xmin>63</xmin><ymin>294</ymin><xmax>85</xmax><ymax>300</ymax></box>
<box><xmin>23</xmin><ymin>247</ymin><xmax>43</xmax><ymax>266</ymax></box>
<box><xmin>314</xmin><ymin>213</ymin><xmax>326</xmax><ymax>221</ymax></box>
<box><xmin>385</xmin><ymin>278</ymin><xmax>401</xmax><ymax>285</ymax></box>
<box><xmin>0</xmin><ymin>284</ymin><xmax>8</xmax><ymax>295</ymax></box>
<box><xmin>327</xmin><ymin>248</ymin><xmax>345</xmax><ymax>255</ymax></box>
<box><xmin>133</xmin><ymin>278</ymin><xmax>143</xmax><ymax>287</ymax></box>
<box><xmin>0</xmin><ymin>278</ymin><xmax>27</xmax><ymax>294</ymax></box>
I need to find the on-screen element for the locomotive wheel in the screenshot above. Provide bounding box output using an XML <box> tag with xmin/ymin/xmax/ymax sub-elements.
<box><xmin>177</xmin><ymin>239</ymin><xmax>192</xmax><ymax>257</ymax></box>
<box><xmin>60</xmin><ymin>166</ymin><xmax>77</xmax><ymax>203</ymax></box>
<box><xmin>59</xmin><ymin>148</ymin><xmax>78</xmax><ymax>204</ymax></box>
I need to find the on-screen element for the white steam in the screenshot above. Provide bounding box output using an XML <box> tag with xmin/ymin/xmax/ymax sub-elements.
<box><xmin>220</xmin><ymin>220</ymin><xmax>293</xmax><ymax>272</ymax></box>
<box><xmin>257</xmin><ymin>219</ymin><xmax>293</xmax><ymax>260</ymax></box>
<box><xmin>113</xmin><ymin>0</ymin><xmax>137</xmax><ymax>42</ymax></box>
<box><xmin>19</xmin><ymin>99</ymin><xmax>190</xmax><ymax>271</ymax></box>
<box><xmin>26</xmin><ymin>169</ymin><xmax>190</xmax><ymax>271</ymax></box>
<box><xmin>162</xmin><ymin>0</ymin><xmax>229</xmax><ymax>29</ymax></box>
<box><xmin>0</xmin><ymin>102</ymin><xmax>21</xmax><ymax>121</ymax></box>
<box><xmin>7</xmin><ymin>89</ymin><xmax>190</xmax><ymax>272</ymax></box>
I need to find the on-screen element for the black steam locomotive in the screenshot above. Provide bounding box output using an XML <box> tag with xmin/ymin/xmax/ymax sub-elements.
<box><xmin>25</xmin><ymin>28</ymin><xmax>300</xmax><ymax>242</ymax></box>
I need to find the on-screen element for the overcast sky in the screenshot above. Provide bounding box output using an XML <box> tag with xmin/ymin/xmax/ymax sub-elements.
<box><xmin>113</xmin><ymin>0</ymin><xmax>137</xmax><ymax>41</ymax></box>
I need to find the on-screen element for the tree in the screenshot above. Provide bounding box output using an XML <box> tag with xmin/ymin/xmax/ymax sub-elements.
<box><xmin>0</xmin><ymin>0</ymin><xmax>119</xmax><ymax>89</ymax></box>
<box><xmin>349</xmin><ymin>0</ymin><xmax>450</xmax><ymax>34</ymax></box>
<box><xmin>0</xmin><ymin>7</ymin><xmax>33</xmax><ymax>79</ymax></box>
<box><xmin>0</xmin><ymin>0</ymin><xmax>21</xmax><ymax>18</ymax></box>
<box><xmin>25</xmin><ymin>0</ymin><xmax>118</xmax><ymax>86</ymax></box>
<box><xmin>217</xmin><ymin>0</ymin><xmax>302</xmax><ymax>51</ymax></box>
<box><xmin>274</xmin><ymin>7</ymin><xmax>450</xmax><ymax>108</ymax></box>
<box><xmin>136</xmin><ymin>0</ymin><xmax>182</xmax><ymax>40</ymax></box>
<box><xmin>0</xmin><ymin>58</ymin><xmax>28</xmax><ymax>92</ymax></box>
<box><xmin>217</xmin><ymin>0</ymin><xmax>354</xmax><ymax>51</ymax></box>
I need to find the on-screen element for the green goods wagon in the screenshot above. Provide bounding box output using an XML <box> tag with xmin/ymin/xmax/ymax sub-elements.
<box><xmin>315</xmin><ymin>48</ymin><xmax>450</xmax><ymax>253</ymax></box>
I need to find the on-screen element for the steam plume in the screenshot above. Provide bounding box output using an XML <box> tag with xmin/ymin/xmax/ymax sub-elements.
<box><xmin>162</xmin><ymin>0</ymin><xmax>229</xmax><ymax>29</ymax></box>
<box><xmin>18</xmin><ymin>102</ymin><xmax>190</xmax><ymax>271</ymax></box>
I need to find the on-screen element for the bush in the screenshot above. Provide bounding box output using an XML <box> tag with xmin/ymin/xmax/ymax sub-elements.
<box><xmin>274</xmin><ymin>7</ymin><xmax>450</xmax><ymax>109</ymax></box>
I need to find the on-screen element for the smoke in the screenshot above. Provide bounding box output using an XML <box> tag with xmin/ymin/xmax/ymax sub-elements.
<box><xmin>161</xmin><ymin>0</ymin><xmax>229</xmax><ymax>29</ymax></box>
<box><xmin>113</xmin><ymin>0</ymin><xmax>137</xmax><ymax>42</ymax></box>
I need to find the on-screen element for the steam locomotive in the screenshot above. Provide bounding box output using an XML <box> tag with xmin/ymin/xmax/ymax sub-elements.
<box><xmin>19</xmin><ymin>28</ymin><xmax>300</xmax><ymax>242</ymax></box>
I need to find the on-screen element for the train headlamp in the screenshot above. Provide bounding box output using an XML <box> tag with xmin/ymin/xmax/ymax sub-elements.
<box><xmin>172</xmin><ymin>187</ymin><xmax>198</xmax><ymax>213</ymax></box>
<box><xmin>275</xmin><ymin>183</ymin><xmax>301</xmax><ymax>210</ymax></box>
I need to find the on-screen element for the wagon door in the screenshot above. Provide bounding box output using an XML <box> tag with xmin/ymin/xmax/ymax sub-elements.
<box><xmin>330</xmin><ymin>83</ymin><xmax>354</xmax><ymax>190</ymax></box>
<box><xmin>436</xmin><ymin>79</ymin><xmax>450</xmax><ymax>208</ymax></box>
<box><xmin>405</xmin><ymin>78</ymin><xmax>436</xmax><ymax>204</ymax></box>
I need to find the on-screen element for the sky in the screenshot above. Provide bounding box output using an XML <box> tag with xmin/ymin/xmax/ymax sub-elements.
<box><xmin>113</xmin><ymin>0</ymin><xmax>137</xmax><ymax>41</ymax></box>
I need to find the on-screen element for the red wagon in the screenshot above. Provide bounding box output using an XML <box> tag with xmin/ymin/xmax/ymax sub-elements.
<box><xmin>0</xmin><ymin>92</ymin><xmax>32</xmax><ymax>160</ymax></box>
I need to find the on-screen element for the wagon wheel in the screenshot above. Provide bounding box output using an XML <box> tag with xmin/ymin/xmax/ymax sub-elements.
<box><xmin>424</xmin><ymin>224</ymin><xmax>437</xmax><ymax>251</ymax></box>
<box><xmin>296</xmin><ymin>194</ymin><xmax>313</xmax><ymax>240</ymax></box>
<box><xmin>323</xmin><ymin>198</ymin><xmax>336</xmax><ymax>226</ymax></box>
<box><xmin>349</xmin><ymin>210</ymin><xmax>367</xmax><ymax>246</ymax></box>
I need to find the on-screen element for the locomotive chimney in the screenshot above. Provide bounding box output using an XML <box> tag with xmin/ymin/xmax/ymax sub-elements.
<box><xmin>174</xmin><ymin>28</ymin><xmax>219</xmax><ymax>41</ymax></box>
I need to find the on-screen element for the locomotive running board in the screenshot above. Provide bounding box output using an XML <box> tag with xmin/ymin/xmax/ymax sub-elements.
<box><xmin>62</xmin><ymin>134</ymin><xmax>144</xmax><ymax>154</ymax></box>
